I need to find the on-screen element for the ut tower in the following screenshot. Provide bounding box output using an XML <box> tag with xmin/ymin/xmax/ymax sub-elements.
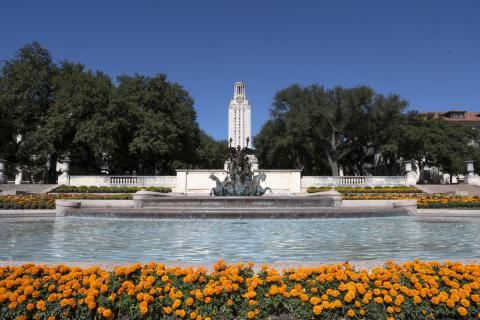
<box><xmin>228</xmin><ymin>81</ymin><xmax>251</xmax><ymax>149</ymax></box>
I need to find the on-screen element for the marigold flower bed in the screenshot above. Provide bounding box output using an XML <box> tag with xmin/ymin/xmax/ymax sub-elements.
<box><xmin>0</xmin><ymin>194</ymin><xmax>131</xmax><ymax>210</ymax></box>
<box><xmin>307</xmin><ymin>186</ymin><xmax>422</xmax><ymax>194</ymax></box>
<box><xmin>343</xmin><ymin>194</ymin><xmax>480</xmax><ymax>209</ymax></box>
<box><xmin>1</xmin><ymin>261</ymin><xmax>480</xmax><ymax>319</ymax></box>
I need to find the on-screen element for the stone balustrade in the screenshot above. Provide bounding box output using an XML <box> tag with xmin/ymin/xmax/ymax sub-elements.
<box><xmin>301</xmin><ymin>175</ymin><xmax>409</xmax><ymax>188</ymax></box>
<box><xmin>110</xmin><ymin>176</ymin><xmax>138</xmax><ymax>185</ymax></box>
<box><xmin>67</xmin><ymin>175</ymin><xmax>177</xmax><ymax>188</ymax></box>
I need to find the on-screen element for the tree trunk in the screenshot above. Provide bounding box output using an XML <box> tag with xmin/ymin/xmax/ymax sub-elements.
<box><xmin>326</xmin><ymin>152</ymin><xmax>339</xmax><ymax>176</ymax></box>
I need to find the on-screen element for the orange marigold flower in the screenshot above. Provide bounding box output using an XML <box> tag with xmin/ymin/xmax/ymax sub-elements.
<box><xmin>36</xmin><ymin>300</ymin><xmax>46</xmax><ymax>311</ymax></box>
<box><xmin>313</xmin><ymin>305</ymin><xmax>322</xmax><ymax>315</ymax></box>
<box><xmin>457</xmin><ymin>306</ymin><xmax>467</xmax><ymax>316</ymax></box>
<box><xmin>103</xmin><ymin>309</ymin><xmax>112</xmax><ymax>317</ymax></box>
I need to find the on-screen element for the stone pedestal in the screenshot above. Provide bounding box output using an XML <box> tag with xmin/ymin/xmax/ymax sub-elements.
<box><xmin>14</xmin><ymin>167</ymin><xmax>22</xmax><ymax>185</ymax></box>
<box><xmin>58</xmin><ymin>158</ymin><xmax>71</xmax><ymax>185</ymax></box>
<box><xmin>404</xmin><ymin>160</ymin><xmax>417</xmax><ymax>185</ymax></box>
<box><xmin>465</xmin><ymin>161</ymin><xmax>480</xmax><ymax>186</ymax></box>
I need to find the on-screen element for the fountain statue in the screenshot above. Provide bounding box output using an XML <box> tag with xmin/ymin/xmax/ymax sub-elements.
<box><xmin>209</xmin><ymin>137</ymin><xmax>271</xmax><ymax>196</ymax></box>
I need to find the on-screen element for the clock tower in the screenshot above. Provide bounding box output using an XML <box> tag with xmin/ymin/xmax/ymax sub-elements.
<box><xmin>228</xmin><ymin>81</ymin><xmax>251</xmax><ymax>149</ymax></box>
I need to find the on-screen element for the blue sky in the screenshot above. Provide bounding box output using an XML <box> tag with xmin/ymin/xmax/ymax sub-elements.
<box><xmin>1</xmin><ymin>1</ymin><xmax>479</xmax><ymax>140</ymax></box>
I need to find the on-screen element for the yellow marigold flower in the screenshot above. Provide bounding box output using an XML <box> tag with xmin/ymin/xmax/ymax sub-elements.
<box><xmin>300</xmin><ymin>293</ymin><xmax>309</xmax><ymax>302</ymax></box>
<box><xmin>163</xmin><ymin>306</ymin><xmax>173</xmax><ymax>314</ymax></box>
<box><xmin>247</xmin><ymin>311</ymin><xmax>255</xmax><ymax>319</ymax></box>
<box><xmin>205</xmin><ymin>297</ymin><xmax>211</xmax><ymax>303</ymax></box>
<box><xmin>36</xmin><ymin>300</ymin><xmax>46</xmax><ymax>311</ymax></box>
<box><xmin>173</xmin><ymin>299</ymin><xmax>181</xmax><ymax>309</ymax></box>
<box><xmin>140</xmin><ymin>301</ymin><xmax>148</xmax><ymax>315</ymax></box>
<box><xmin>103</xmin><ymin>309</ymin><xmax>112</xmax><ymax>317</ymax></box>
<box><xmin>310</xmin><ymin>296</ymin><xmax>320</xmax><ymax>305</ymax></box>
<box><xmin>176</xmin><ymin>309</ymin><xmax>186</xmax><ymax>318</ymax></box>
<box><xmin>313</xmin><ymin>305</ymin><xmax>322</xmax><ymax>315</ymax></box>
<box><xmin>190</xmin><ymin>312</ymin><xmax>197</xmax><ymax>319</ymax></box>
<box><xmin>359</xmin><ymin>309</ymin><xmax>365</xmax><ymax>316</ymax></box>
<box><xmin>48</xmin><ymin>317</ymin><xmax>55</xmax><ymax>320</ymax></box>
<box><xmin>384</xmin><ymin>295</ymin><xmax>393</xmax><ymax>304</ymax></box>
<box><xmin>413</xmin><ymin>295</ymin><xmax>422</xmax><ymax>304</ymax></box>
<box><xmin>387</xmin><ymin>306</ymin><xmax>394</xmax><ymax>313</ymax></box>
<box><xmin>227</xmin><ymin>299</ymin><xmax>234</xmax><ymax>306</ymax></box>
<box><xmin>460</xmin><ymin>298</ymin><xmax>470</xmax><ymax>308</ymax></box>
<box><xmin>457</xmin><ymin>306</ymin><xmax>467</xmax><ymax>316</ymax></box>
<box><xmin>347</xmin><ymin>309</ymin><xmax>355</xmax><ymax>317</ymax></box>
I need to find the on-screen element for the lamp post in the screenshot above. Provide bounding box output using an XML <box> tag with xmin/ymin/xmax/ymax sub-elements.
<box><xmin>466</xmin><ymin>160</ymin><xmax>475</xmax><ymax>176</ymax></box>
<box><xmin>0</xmin><ymin>159</ymin><xmax>6</xmax><ymax>184</ymax></box>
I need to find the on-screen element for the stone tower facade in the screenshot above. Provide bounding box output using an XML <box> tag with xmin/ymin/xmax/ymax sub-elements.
<box><xmin>228</xmin><ymin>81</ymin><xmax>251</xmax><ymax>148</ymax></box>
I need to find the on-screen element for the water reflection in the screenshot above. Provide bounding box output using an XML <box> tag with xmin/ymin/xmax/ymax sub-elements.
<box><xmin>1</xmin><ymin>216</ymin><xmax>479</xmax><ymax>263</ymax></box>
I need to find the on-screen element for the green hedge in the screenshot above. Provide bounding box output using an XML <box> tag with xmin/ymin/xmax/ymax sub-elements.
<box><xmin>306</xmin><ymin>187</ymin><xmax>333</xmax><ymax>193</ymax></box>
<box><xmin>52</xmin><ymin>185</ymin><xmax>172</xmax><ymax>194</ymax></box>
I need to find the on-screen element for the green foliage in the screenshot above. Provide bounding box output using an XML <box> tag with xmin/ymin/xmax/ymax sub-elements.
<box><xmin>306</xmin><ymin>186</ymin><xmax>332</xmax><ymax>193</ymax></box>
<box><xmin>0</xmin><ymin>43</ymin><xmax>225</xmax><ymax>180</ymax></box>
<box><xmin>52</xmin><ymin>185</ymin><xmax>172</xmax><ymax>193</ymax></box>
<box><xmin>255</xmin><ymin>84</ymin><xmax>478</xmax><ymax>179</ymax></box>
<box><xmin>254</xmin><ymin>84</ymin><xmax>408</xmax><ymax>176</ymax></box>
<box><xmin>398</xmin><ymin>113</ymin><xmax>479</xmax><ymax>183</ymax></box>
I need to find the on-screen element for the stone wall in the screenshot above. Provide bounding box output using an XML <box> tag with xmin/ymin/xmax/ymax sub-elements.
<box><xmin>62</xmin><ymin>171</ymin><xmax>414</xmax><ymax>193</ymax></box>
<box><xmin>176</xmin><ymin>169</ymin><xmax>301</xmax><ymax>193</ymax></box>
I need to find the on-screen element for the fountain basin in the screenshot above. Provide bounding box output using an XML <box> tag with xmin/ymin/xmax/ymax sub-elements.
<box><xmin>55</xmin><ymin>191</ymin><xmax>416</xmax><ymax>218</ymax></box>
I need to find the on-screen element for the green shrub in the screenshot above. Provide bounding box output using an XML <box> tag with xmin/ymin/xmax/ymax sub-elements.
<box><xmin>306</xmin><ymin>186</ymin><xmax>333</xmax><ymax>193</ymax></box>
<box><xmin>52</xmin><ymin>185</ymin><xmax>172</xmax><ymax>194</ymax></box>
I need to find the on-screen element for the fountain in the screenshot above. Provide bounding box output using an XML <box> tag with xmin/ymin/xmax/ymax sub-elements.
<box><xmin>55</xmin><ymin>139</ymin><xmax>417</xmax><ymax>218</ymax></box>
<box><xmin>210</xmin><ymin>138</ymin><xmax>271</xmax><ymax>196</ymax></box>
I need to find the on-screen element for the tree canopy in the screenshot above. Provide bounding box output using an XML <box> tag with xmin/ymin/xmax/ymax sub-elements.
<box><xmin>0</xmin><ymin>42</ymin><xmax>226</xmax><ymax>182</ymax></box>
<box><xmin>254</xmin><ymin>84</ymin><xmax>479</xmax><ymax>178</ymax></box>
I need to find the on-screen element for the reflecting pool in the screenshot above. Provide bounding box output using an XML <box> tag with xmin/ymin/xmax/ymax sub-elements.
<box><xmin>1</xmin><ymin>216</ymin><xmax>479</xmax><ymax>263</ymax></box>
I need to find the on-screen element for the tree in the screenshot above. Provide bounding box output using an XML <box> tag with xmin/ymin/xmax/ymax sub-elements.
<box><xmin>255</xmin><ymin>84</ymin><xmax>407</xmax><ymax>176</ymax></box>
<box><xmin>195</xmin><ymin>131</ymin><xmax>227</xmax><ymax>169</ymax></box>
<box><xmin>1</xmin><ymin>43</ymin><xmax>218</xmax><ymax>180</ymax></box>
<box><xmin>0</xmin><ymin>42</ymin><xmax>56</xmax><ymax>182</ymax></box>
<box><xmin>117</xmin><ymin>74</ymin><xmax>200</xmax><ymax>174</ymax></box>
<box><xmin>398</xmin><ymin>113</ymin><xmax>478</xmax><ymax>183</ymax></box>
